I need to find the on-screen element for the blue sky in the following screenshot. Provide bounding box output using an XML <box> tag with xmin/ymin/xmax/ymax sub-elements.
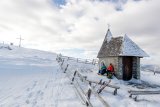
<box><xmin>53</xmin><ymin>0</ymin><xmax>66</xmax><ymax>6</ymax></box>
<box><xmin>52</xmin><ymin>0</ymin><xmax>128</xmax><ymax>10</ymax></box>
<box><xmin>0</xmin><ymin>0</ymin><xmax>159</xmax><ymax>65</ymax></box>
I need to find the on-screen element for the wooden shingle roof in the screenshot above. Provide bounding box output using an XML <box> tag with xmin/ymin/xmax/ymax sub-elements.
<box><xmin>97</xmin><ymin>29</ymin><xmax>149</xmax><ymax>58</ymax></box>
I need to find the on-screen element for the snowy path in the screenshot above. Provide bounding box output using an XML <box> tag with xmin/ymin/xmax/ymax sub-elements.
<box><xmin>0</xmin><ymin>49</ymin><xmax>84</xmax><ymax>107</ymax></box>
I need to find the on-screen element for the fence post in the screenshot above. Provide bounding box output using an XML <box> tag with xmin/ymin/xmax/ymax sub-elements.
<box><xmin>87</xmin><ymin>81</ymin><xmax>92</xmax><ymax>100</ymax></box>
<box><xmin>92</xmin><ymin>59</ymin><xmax>94</xmax><ymax>65</ymax></box>
<box><xmin>154</xmin><ymin>66</ymin><xmax>156</xmax><ymax>75</ymax></box>
<box><xmin>84</xmin><ymin>76</ymin><xmax>87</xmax><ymax>81</ymax></box>
<box><xmin>60</xmin><ymin>59</ymin><xmax>64</xmax><ymax>68</ymax></box>
<box><xmin>113</xmin><ymin>88</ymin><xmax>118</xmax><ymax>95</ymax></box>
<box><xmin>71</xmin><ymin>71</ymin><xmax>77</xmax><ymax>84</ymax></box>
<box><xmin>64</xmin><ymin>64</ymin><xmax>69</xmax><ymax>73</ymax></box>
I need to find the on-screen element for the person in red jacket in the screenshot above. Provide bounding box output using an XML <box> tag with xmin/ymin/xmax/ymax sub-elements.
<box><xmin>106</xmin><ymin>63</ymin><xmax>114</xmax><ymax>78</ymax></box>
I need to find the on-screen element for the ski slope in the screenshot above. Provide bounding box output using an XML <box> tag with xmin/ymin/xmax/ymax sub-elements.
<box><xmin>0</xmin><ymin>44</ymin><xmax>83</xmax><ymax>107</ymax></box>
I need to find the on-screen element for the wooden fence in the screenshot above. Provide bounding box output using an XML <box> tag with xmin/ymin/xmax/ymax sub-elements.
<box><xmin>129</xmin><ymin>90</ymin><xmax>160</xmax><ymax>101</ymax></box>
<box><xmin>56</xmin><ymin>54</ymin><xmax>160</xmax><ymax>103</ymax></box>
<box><xmin>57</xmin><ymin>54</ymin><xmax>98</xmax><ymax>65</ymax></box>
<box><xmin>141</xmin><ymin>65</ymin><xmax>160</xmax><ymax>75</ymax></box>
<box><xmin>57</xmin><ymin>55</ymin><xmax>111</xmax><ymax>107</ymax></box>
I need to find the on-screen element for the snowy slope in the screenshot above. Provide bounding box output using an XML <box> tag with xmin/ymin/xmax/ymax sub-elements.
<box><xmin>0</xmin><ymin>44</ymin><xmax>160</xmax><ymax>107</ymax></box>
<box><xmin>0</xmin><ymin>44</ymin><xmax>84</xmax><ymax>107</ymax></box>
<box><xmin>62</xmin><ymin>57</ymin><xmax>160</xmax><ymax>107</ymax></box>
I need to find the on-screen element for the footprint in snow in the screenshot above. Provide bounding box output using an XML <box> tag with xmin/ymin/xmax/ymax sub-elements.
<box><xmin>45</xmin><ymin>85</ymin><xmax>48</xmax><ymax>89</ymax></box>
<box><xmin>26</xmin><ymin>99</ymin><xmax>30</xmax><ymax>104</ymax></box>
<box><xmin>26</xmin><ymin>88</ymin><xmax>30</xmax><ymax>92</ymax></box>
<box><xmin>28</xmin><ymin>92</ymin><xmax>33</xmax><ymax>98</ymax></box>
<box><xmin>32</xmin><ymin>100</ymin><xmax>37</xmax><ymax>106</ymax></box>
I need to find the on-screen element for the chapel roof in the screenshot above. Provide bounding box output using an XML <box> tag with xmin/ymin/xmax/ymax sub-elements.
<box><xmin>97</xmin><ymin>29</ymin><xmax>149</xmax><ymax>58</ymax></box>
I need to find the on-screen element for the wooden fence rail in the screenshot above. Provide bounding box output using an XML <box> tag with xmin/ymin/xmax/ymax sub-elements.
<box><xmin>72</xmin><ymin>75</ymin><xmax>93</xmax><ymax>107</ymax></box>
<box><xmin>75</xmin><ymin>71</ymin><xmax>120</xmax><ymax>95</ymax></box>
<box><xmin>86</xmin><ymin>80</ymin><xmax>120</xmax><ymax>95</ymax></box>
<box><xmin>57</xmin><ymin>54</ymin><xmax>98</xmax><ymax>65</ymax></box>
<box><xmin>57</xmin><ymin>55</ymin><xmax>110</xmax><ymax>107</ymax></box>
<box><xmin>129</xmin><ymin>90</ymin><xmax>160</xmax><ymax>101</ymax></box>
<box><xmin>71</xmin><ymin>70</ymin><xmax>110</xmax><ymax>107</ymax></box>
<box><xmin>142</xmin><ymin>69</ymin><xmax>160</xmax><ymax>75</ymax></box>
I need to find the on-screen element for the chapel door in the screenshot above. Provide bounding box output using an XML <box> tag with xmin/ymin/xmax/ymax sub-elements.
<box><xmin>123</xmin><ymin>57</ymin><xmax>133</xmax><ymax>80</ymax></box>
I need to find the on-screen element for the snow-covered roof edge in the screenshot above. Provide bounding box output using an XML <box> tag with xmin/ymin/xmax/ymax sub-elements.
<box><xmin>120</xmin><ymin>35</ymin><xmax>149</xmax><ymax>57</ymax></box>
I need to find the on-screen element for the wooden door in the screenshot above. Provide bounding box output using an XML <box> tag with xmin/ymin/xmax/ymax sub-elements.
<box><xmin>123</xmin><ymin>57</ymin><xmax>133</xmax><ymax>80</ymax></box>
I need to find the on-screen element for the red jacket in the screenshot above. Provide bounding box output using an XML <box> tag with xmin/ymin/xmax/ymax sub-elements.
<box><xmin>107</xmin><ymin>65</ymin><xmax>114</xmax><ymax>72</ymax></box>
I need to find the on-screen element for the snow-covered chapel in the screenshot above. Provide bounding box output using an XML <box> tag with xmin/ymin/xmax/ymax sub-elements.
<box><xmin>97</xmin><ymin>28</ymin><xmax>149</xmax><ymax>80</ymax></box>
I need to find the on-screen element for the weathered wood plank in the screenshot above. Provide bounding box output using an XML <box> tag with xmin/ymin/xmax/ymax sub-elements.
<box><xmin>129</xmin><ymin>90</ymin><xmax>160</xmax><ymax>95</ymax></box>
<box><xmin>75</xmin><ymin>71</ymin><xmax>110</xmax><ymax>107</ymax></box>
<box><xmin>129</xmin><ymin>90</ymin><xmax>160</xmax><ymax>101</ymax></box>
<box><xmin>76</xmin><ymin>71</ymin><xmax>120</xmax><ymax>90</ymax></box>
<box><xmin>97</xmin><ymin>80</ymin><xmax>111</xmax><ymax>94</ymax></box>
<box><xmin>57</xmin><ymin>55</ymin><xmax>110</xmax><ymax>106</ymax></box>
<box><xmin>73</xmin><ymin>78</ymin><xmax>93</xmax><ymax>107</ymax></box>
<box><xmin>86</xmin><ymin>80</ymin><xmax>120</xmax><ymax>89</ymax></box>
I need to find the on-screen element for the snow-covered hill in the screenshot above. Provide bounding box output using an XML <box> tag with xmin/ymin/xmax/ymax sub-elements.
<box><xmin>0</xmin><ymin>44</ymin><xmax>160</xmax><ymax>107</ymax></box>
<box><xmin>0</xmin><ymin>44</ymin><xmax>83</xmax><ymax>107</ymax></box>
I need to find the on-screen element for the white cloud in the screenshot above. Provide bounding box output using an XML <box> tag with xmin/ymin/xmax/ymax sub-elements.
<box><xmin>0</xmin><ymin>0</ymin><xmax>159</xmax><ymax>65</ymax></box>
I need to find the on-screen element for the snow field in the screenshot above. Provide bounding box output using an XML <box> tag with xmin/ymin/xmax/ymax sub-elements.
<box><xmin>0</xmin><ymin>45</ymin><xmax>160</xmax><ymax>107</ymax></box>
<box><xmin>0</xmin><ymin>45</ymin><xmax>84</xmax><ymax>107</ymax></box>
